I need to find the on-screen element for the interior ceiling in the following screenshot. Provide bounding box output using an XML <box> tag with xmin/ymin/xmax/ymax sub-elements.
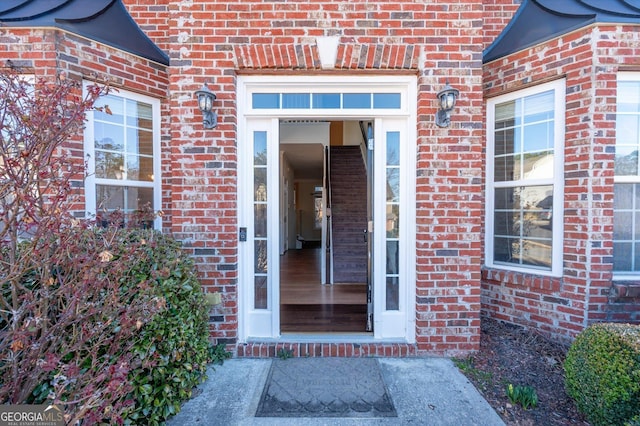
<box><xmin>283</xmin><ymin>143</ymin><xmax>324</xmax><ymax>179</ymax></box>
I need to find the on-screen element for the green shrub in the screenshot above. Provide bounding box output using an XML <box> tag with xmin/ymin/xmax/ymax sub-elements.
<box><xmin>627</xmin><ymin>414</ymin><xmax>640</xmax><ymax>426</ymax></box>
<box><xmin>564</xmin><ymin>323</ymin><xmax>640</xmax><ymax>426</ymax></box>
<box><xmin>2</xmin><ymin>226</ymin><xmax>214</xmax><ymax>425</ymax></box>
<box><xmin>116</xmin><ymin>230</ymin><xmax>212</xmax><ymax>425</ymax></box>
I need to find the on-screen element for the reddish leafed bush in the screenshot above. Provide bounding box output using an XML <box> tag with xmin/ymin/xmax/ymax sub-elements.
<box><xmin>0</xmin><ymin>68</ymin><xmax>160</xmax><ymax>423</ymax></box>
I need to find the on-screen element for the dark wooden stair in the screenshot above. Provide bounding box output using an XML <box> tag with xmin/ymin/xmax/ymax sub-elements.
<box><xmin>329</xmin><ymin>146</ymin><xmax>368</xmax><ymax>283</ymax></box>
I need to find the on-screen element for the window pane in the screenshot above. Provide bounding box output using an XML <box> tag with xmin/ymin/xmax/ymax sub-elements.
<box><xmin>615</xmin><ymin>183</ymin><xmax>634</xmax><ymax>209</ymax></box>
<box><xmin>254</xmin><ymin>131</ymin><xmax>267</xmax><ymax>165</ymax></box>
<box><xmin>255</xmin><ymin>240</ymin><xmax>267</xmax><ymax>273</ymax></box>
<box><xmin>613</xmin><ymin>242</ymin><xmax>633</xmax><ymax>271</ymax></box>
<box><xmin>312</xmin><ymin>93</ymin><xmax>340</xmax><ymax>108</ymax></box>
<box><xmin>494</xmin><ymin>154</ymin><xmax>516</xmax><ymax>182</ymax></box>
<box><xmin>494</xmin><ymin>187</ymin><xmax>515</xmax><ymax>210</ymax></box>
<box><xmin>127</xmin><ymin>127</ymin><xmax>153</xmax><ymax>155</ymax></box>
<box><xmin>386</xmin><ymin>241</ymin><xmax>399</xmax><ymax>275</ymax></box>
<box><xmin>386</xmin><ymin>204</ymin><xmax>399</xmax><ymax>238</ymax></box>
<box><xmin>618</xmin><ymin>82</ymin><xmax>640</xmax><ymax>112</ymax></box>
<box><xmin>614</xmin><ymin>144</ymin><xmax>639</xmax><ymax>176</ymax></box>
<box><xmin>385</xmin><ymin>277</ymin><xmax>399</xmax><ymax>311</ymax></box>
<box><xmin>126</xmin><ymin>99</ymin><xmax>152</xmax><ymax>130</ymax></box>
<box><xmin>386</xmin><ymin>169</ymin><xmax>400</xmax><ymax>202</ymax></box>
<box><xmin>96</xmin><ymin>184</ymin><xmax>124</xmax><ymax>211</ymax></box>
<box><xmin>523</xmin><ymin>152</ymin><xmax>554</xmax><ymax>180</ymax></box>
<box><xmin>343</xmin><ymin>93</ymin><xmax>371</xmax><ymax>109</ymax></box>
<box><xmin>254</xmin><ymin>169</ymin><xmax>267</xmax><ymax>202</ymax></box>
<box><xmin>493</xmin><ymin>185</ymin><xmax>553</xmax><ymax>270</ymax></box>
<box><xmin>614</xmin><ymin>211</ymin><xmax>633</xmax><ymax>240</ymax></box>
<box><xmin>523</xmin><ymin>90</ymin><xmax>554</xmax><ymax>124</ymax></box>
<box><xmin>386</xmin><ymin>132</ymin><xmax>400</xmax><ymax>165</ymax></box>
<box><xmin>95</xmin><ymin>122</ymin><xmax>124</xmax><ymax>150</ymax></box>
<box><xmin>127</xmin><ymin>154</ymin><xmax>154</xmax><ymax>181</ymax></box>
<box><xmin>520</xmin><ymin>239</ymin><xmax>552</xmax><ymax>268</ymax></box>
<box><xmin>254</xmin><ymin>276</ymin><xmax>267</xmax><ymax>309</ymax></box>
<box><xmin>282</xmin><ymin>93</ymin><xmax>310</xmax><ymax>109</ymax></box>
<box><xmin>253</xmin><ymin>93</ymin><xmax>279</xmax><ymax>109</ymax></box>
<box><xmin>495</xmin><ymin>100</ymin><xmax>516</xmax><ymax>128</ymax></box>
<box><xmin>95</xmin><ymin>151</ymin><xmax>124</xmax><ymax>179</ymax></box>
<box><xmin>523</xmin><ymin>121</ymin><xmax>553</xmax><ymax>152</ymax></box>
<box><xmin>493</xmin><ymin>236</ymin><xmax>514</xmax><ymax>263</ymax></box>
<box><xmin>94</xmin><ymin>95</ymin><xmax>124</xmax><ymax>123</ymax></box>
<box><xmin>127</xmin><ymin>187</ymin><xmax>154</xmax><ymax>211</ymax></box>
<box><xmin>254</xmin><ymin>204</ymin><xmax>267</xmax><ymax>238</ymax></box>
<box><xmin>495</xmin><ymin>128</ymin><xmax>515</xmax><ymax>156</ymax></box>
<box><xmin>373</xmin><ymin>93</ymin><xmax>401</xmax><ymax>109</ymax></box>
<box><xmin>615</xmin><ymin>115</ymin><xmax>639</xmax><ymax>145</ymax></box>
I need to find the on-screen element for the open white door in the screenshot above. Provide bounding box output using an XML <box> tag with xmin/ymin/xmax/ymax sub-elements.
<box><xmin>373</xmin><ymin>118</ymin><xmax>414</xmax><ymax>339</ymax></box>
<box><xmin>239</xmin><ymin>118</ymin><xmax>280</xmax><ymax>339</ymax></box>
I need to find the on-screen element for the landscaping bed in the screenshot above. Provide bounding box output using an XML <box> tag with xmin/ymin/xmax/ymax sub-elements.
<box><xmin>457</xmin><ymin>318</ymin><xmax>589</xmax><ymax>425</ymax></box>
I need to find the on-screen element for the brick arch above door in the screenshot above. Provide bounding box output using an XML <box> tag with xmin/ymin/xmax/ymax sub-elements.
<box><xmin>233</xmin><ymin>43</ymin><xmax>420</xmax><ymax>70</ymax></box>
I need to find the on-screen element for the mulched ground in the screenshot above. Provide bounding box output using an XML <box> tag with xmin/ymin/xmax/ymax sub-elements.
<box><xmin>456</xmin><ymin>318</ymin><xmax>590</xmax><ymax>425</ymax></box>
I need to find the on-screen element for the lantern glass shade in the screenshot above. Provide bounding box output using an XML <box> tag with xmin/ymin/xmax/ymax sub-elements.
<box><xmin>435</xmin><ymin>81</ymin><xmax>459</xmax><ymax>128</ymax></box>
<box><xmin>195</xmin><ymin>83</ymin><xmax>216</xmax><ymax>113</ymax></box>
<box><xmin>437</xmin><ymin>85</ymin><xmax>458</xmax><ymax>112</ymax></box>
<box><xmin>194</xmin><ymin>82</ymin><xmax>218</xmax><ymax>129</ymax></box>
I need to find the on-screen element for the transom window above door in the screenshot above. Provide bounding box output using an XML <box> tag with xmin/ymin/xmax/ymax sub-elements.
<box><xmin>252</xmin><ymin>92</ymin><xmax>402</xmax><ymax>110</ymax></box>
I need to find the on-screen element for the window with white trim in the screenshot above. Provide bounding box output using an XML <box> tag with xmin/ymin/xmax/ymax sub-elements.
<box><xmin>84</xmin><ymin>86</ymin><xmax>161</xmax><ymax>229</ymax></box>
<box><xmin>485</xmin><ymin>79</ymin><xmax>565</xmax><ymax>276</ymax></box>
<box><xmin>614</xmin><ymin>73</ymin><xmax>640</xmax><ymax>276</ymax></box>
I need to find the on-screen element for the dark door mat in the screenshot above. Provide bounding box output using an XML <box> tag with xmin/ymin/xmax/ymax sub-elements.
<box><xmin>255</xmin><ymin>358</ymin><xmax>396</xmax><ymax>418</ymax></box>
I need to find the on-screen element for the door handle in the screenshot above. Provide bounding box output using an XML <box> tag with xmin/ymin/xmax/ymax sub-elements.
<box><xmin>363</xmin><ymin>229</ymin><xmax>367</xmax><ymax>243</ymax></box>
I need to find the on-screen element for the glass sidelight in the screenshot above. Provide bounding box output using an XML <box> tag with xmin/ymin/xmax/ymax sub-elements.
<box><xmin>254</xmin><ymin>131</ymin><xmax>268</xmax><ymax>309</ymax></box>
<box><xmin>385</xmin><ymin>131</ymin><xmax>400</xmax><ymax>311</ymax></box>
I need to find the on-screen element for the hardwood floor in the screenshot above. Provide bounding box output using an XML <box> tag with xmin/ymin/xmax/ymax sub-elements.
<box><xmin>280</xmin><ymin>248</ymin><xmax>368</xmax><ymax>333</ymax></box>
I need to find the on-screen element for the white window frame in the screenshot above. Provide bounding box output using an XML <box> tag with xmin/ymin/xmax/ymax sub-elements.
<box><xmin>485</xmin><ymin>79</ymin><xmax>565</xmax><ymax>277</ymax></box>
<box><xmin>83</xmin><ymin>84</ymin><xmax>162</xmax><ymax>229</ymax></box>
<box><xmin>614</xmin><ymin>72</ymin><xmax>640</xmax><ymax>279</ymax></box>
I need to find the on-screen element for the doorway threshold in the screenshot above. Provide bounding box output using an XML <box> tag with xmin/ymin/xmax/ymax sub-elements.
<box><xmin>237</xmin><ymin>338</ymin><xmax>417</xmax><ymax>358</ymax></box>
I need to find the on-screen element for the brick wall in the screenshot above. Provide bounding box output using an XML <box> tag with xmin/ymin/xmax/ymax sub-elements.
<box><xmin>483</xmin><ymin>24</ymin><xmax>640</xmax><ymax>341</ymax></box>
<box><xmin>0</xmin><ymin>27</ymin><xmax>170</xmax><ymax>224</ymax></box>
<box><xmin>482</xmin><ymin>0</ymin><xmax>521</xmax><ymax>49</ymax></box>
<box><xmin>122</xmin><ymin>0</ymin><xmax>171</xmax><ymax>54</ymax></box>
<box><xmin>165</xmin><ymin>0</ymin><xmax>485</xmax><ymax>356</ymax></box>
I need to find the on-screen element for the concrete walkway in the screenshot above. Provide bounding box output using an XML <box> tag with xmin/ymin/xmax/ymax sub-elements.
<box><xmin>167</xmin><ymin>357</ymin><xmax>505</xmax><ymax>425</ymax></box>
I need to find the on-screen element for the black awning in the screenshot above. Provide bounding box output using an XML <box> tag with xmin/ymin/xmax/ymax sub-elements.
<box><xmin>484</xmin><ymin>0</ymin><xmax>640</xmax><ymax>63</ymax></box>
<box><xmin>0</xmin><ymin>0</ymin><xmax>169</xmax><ymax>65</ymax></box>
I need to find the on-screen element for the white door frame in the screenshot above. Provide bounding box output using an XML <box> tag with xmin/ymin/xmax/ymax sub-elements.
<box><xmin>237</xmin><ymin>75</ymin><xmax>417</xmax><ymax>343</ymax></box>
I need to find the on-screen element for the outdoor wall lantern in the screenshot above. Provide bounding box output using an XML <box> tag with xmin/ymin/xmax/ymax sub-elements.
<box><xmin>435</xmin><ymin>80</ymin><xmax>459</xmax><ymax>128</ymax></box>
<box><xmin>195</xmin><ymin>82</ymin><xmax>217</xmax><ymax>129</ymax></box>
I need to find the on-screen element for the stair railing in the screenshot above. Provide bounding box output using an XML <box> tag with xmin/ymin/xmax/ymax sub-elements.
<box><xmin>324</xmin><ymin>145</ymin><xmax>334</xmax><ymax>284</ymax></box>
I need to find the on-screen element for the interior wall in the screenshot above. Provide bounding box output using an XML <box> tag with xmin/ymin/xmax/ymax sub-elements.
<box><xmin>296</xmin><ymin>180</ymin><xmax>322</xmax><ymax>243</ymax></box>
<box><xmin>280</xmin><ymin>153</ymin><xmax>295</xmax><ymax>254</ymax></box>
<box><xmin>343</xmin><ymin>121</ymin><xmax>365</xmax><ymax>145</ymax></box>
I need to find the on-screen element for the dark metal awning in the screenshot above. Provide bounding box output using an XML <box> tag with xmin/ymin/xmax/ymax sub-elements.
<box><xmin>0</xmin><ymin>0</ymin><xmax>169</xmax><ymax>65</ymax></box>
<box><xmin>484</xmin><ymin>0</ymin><xmax>640</xmax><ymax>63</ymax></box>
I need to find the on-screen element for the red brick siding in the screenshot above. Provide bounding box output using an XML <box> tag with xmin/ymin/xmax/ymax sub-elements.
<box><xmin>482</xmin><ymin>0</ymin><xmax>520</xmax><ymax>49</ymax></box>
<box><xmin>0</xmin><ymin>27</ymin><xmax>171</xmax><ymax>228</ymax></box>
<box><xmin>483</xmin><ymin>24</ymin><xmax>640</xmax><ymax>341</ymax></box>
<box><xmin>122</xmin><ymin>0</ymin><xmax>171</xmax><ymax>54</ymax></box>
<box><xmin>167</xmin><ymin>0</ymin><xmax>484</xmax><ymax>356</ymax></box>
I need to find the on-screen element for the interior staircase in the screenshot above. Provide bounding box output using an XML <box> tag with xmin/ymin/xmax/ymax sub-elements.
<box><xmin>329</xmin><ymin>146</ymin><xmax>368</xmax><ymax>284</ymax></box>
